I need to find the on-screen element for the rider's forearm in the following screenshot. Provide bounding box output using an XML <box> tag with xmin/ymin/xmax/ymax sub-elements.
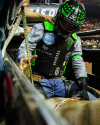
<box><xmin>25</xmin><ymin>7</ymin><xmax>45</xmax><ymax>21</ymax></box>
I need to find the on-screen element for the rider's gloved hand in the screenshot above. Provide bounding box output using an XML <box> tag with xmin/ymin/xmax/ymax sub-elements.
<box><xmin>72</xmin><ymin>90</ymin><xmax>89</xmax><ymax>100</ymax></box>
<box><xmin>72</xmin><ymin>77</ymin><xmax>89</xmax><ymax>100</ymax></box>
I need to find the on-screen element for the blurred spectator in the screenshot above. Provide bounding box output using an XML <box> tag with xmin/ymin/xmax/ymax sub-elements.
<box><xmin>78</xmin><ymin>17</ymin><xmax>100</xmax><ymax>37</ymax></box>
<box><xmin>81</xmin><ymin>39</ymin><xmax>100</xmax><ymax>49</ymax></box>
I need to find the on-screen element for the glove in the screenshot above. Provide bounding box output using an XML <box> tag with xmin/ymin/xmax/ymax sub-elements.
<box><xmin>72</xmin><ymin>90</ymin><xmax>89</xmax><ymax>100</ymax></box>
<box><xmin>72</xmin><ymin>77</ymin><xmax>89</xmax><ymax>100</ymax></box>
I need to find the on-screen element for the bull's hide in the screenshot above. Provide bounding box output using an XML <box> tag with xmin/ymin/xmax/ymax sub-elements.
<box><xmin>47</xmin><ymin>97</ymin><xmax>100</xmax><ymax>125</ymax></box>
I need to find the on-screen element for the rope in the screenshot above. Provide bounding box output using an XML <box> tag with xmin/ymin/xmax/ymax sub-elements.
<box><xmin>2</xmin><ymin>9</ymin><xmax>22</xmax><ymax>58</ymax></box>
<box><xmin>2</xmin><ymin>7</ymin><xmax>34</xmax><ymax>85</ymax></box>
<box><xmin>21</xmin><ymin>7</ymin><xmax>34</xmax><ymax>85</ymax></box>
<box><xmin>54</xmin><ymin>98</ymin><xmax>74</xmax><ymax>111</ymax></box>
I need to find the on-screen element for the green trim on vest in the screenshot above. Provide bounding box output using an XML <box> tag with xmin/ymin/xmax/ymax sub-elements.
<box><xmin>72</xmin><ymin>55</ymin><xmax>81</xmax><ymax>61</ymax></box>
<box><xmin>44</xmin><ymin>21</ymin><xmax>54</xmax><ymax>31</ymax></box>
<box><xmin>31</xmin><ymin>48</ymin><xmax>37</xmax><ymax>66</ymax></box>
<box><xmin>72</xmin><ymin>33</ymin><xmax>78</xmax><ymax>40</ymax></box>
<box><xmin>63</xmin><ymin>60</ymin><xmax>69</xmax><ymax>74</ymax></box>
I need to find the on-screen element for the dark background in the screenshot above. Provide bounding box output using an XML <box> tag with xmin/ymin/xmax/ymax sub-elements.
<box><xmin>30</xmin><ymin>0</ymin><xmax>100</xmax><ymax>18</ymax></box>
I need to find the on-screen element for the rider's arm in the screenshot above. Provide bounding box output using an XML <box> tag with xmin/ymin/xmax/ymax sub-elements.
<box><xmin>71</xmin><ymin>36</ymin><xmax>87</xmax><ymax>79</ymax></box>
<box><xmin>24</xmin><ymin>7</ymin><xmax>54</xmax><ymax>24</ymax></box>
<box><xmin>17</xmin><ymin>23</ymin><xmax>44</xmax><ymax>63</ymax></box>
<box><xmin>20</xmin><ymin>0</ymin><xmax>54</xmax><ymax>24</ymax></box>
<box><xmin>71</xmin><ymin>36</ymin><xmax>89</xmax><ymax>100</ymax></box>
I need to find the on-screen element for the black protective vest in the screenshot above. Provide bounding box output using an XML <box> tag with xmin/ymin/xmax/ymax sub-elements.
<box><xmin>32</xmin><ymin>32</ymin><xmax>76</xmax><ymax>77</ymax></box>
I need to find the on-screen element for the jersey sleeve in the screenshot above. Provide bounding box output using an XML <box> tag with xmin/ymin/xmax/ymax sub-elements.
<box><xmin>17</xmin><ymin>23</ymin><xmax>44</xmax><ymax>63</ymax></box>
<box><xmin>71</xmin><ymin>36</ymin><xmax>87</xmax><ymax>79</ymax></box>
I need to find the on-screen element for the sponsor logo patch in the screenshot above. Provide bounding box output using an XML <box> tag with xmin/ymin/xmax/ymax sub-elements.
<box><xmin>43</xmin><ymin>33</ymin><xmax>55</xmax><ymax>45</ymax></box>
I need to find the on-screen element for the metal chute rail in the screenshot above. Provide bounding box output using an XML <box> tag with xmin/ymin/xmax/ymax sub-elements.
<box><xmin>3</xmin><ymin>53</ymin><xmax>67</xmax><ymax>125</ymax></box>
<box><xmin>77</xmin><ymin>29</ymin><xmax>100</xmax><ymax>37</ymax></box>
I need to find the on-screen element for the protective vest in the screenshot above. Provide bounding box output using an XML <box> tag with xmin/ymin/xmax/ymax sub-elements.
<box><xmin>32</xmin><ymin>31</ymin><xmax>77</xmax><ymax>77</ymax></box>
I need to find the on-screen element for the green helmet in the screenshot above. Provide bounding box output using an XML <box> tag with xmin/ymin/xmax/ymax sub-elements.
<box><xmin>54</xmin><ymin>0</ymin><xmax>86</xmax><ymax>38</ymax></box>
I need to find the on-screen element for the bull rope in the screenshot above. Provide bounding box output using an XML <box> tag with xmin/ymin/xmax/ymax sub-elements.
<box><xmin>54</xmin><ymin>98</ymin><xmax>74</xmax><ymax>111</ymax></box>
<box><xmin>2</xmin><ymin>7</ymin><xmax>34</xmax><ymax>85</ymax></box>
<box><xmin>21</xmin><ymin>7</ymin><xmax>33</xmax><ymax>85</ymax></box>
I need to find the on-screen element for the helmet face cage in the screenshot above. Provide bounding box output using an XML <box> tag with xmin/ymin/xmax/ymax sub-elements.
<box><xmin>54</xmin><ymin>0</ymin><xmax>86</xmax><ymax>37</ymax></box>
<box><xmin>59</xmin><ymin>14</ymin><xmax>79</xmax><ymax>34</ymax></box>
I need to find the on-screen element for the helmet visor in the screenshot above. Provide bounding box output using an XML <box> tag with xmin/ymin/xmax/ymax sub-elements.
<box><xmin>60</xmin><ymin>17</ymin><xmax>75</xmax><ymax>32</ymax></box>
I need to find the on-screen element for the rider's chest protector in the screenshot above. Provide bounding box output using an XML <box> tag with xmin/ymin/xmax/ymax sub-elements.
<box><xmin>32</xmin><ymin>31</ymin><xmax>76</xmax><ymax>77</ymax></box>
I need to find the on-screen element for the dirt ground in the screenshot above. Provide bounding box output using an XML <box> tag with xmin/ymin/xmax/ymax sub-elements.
<box><xmin>85</xmin><ymin>62</ymin><xmax>100</xmax><ymax>94</ymax></box>
<box><xmin>85</xmin><ymin>62</ymin><xmax>92</xmax><ymax>74</ymax></box>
